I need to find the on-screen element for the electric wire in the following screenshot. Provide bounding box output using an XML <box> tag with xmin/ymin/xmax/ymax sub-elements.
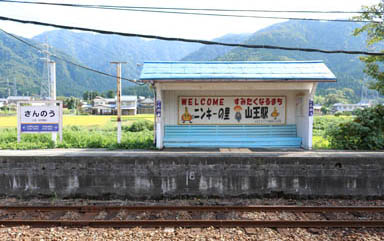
<box><xmin>0</xmin><ymin>0</ymin><xmax>382</xmax><ymax>23</ymax></box>
<box><xmin>0</xmin><ymin>15</ymin><xmax>383</xmax><ymax>56</ymax></box>
<box><xmin>0</xmin><ymin>28</ymin><xmax>145</xmax><ymax>85</ymax></box>
<box><xmin>0</xmin><ymin>0</ymin><xmax>381</xmax><ymax>14</ymax></box>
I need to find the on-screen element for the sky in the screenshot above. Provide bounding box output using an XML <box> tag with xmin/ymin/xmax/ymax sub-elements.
<box><xmin>0</xmin><ymin>0</ymin><xmax>380</xmax><ymax>40</ymax></box>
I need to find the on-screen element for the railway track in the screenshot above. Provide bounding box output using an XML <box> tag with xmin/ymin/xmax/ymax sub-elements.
<box><xmin>0</xmin><ymin>205</ymin><xmax>383</xmax><ymax>228</ymax></box>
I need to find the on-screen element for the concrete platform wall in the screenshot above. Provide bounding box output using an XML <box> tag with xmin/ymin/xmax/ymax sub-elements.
<box><xmin>0</xmin><ymin>154</ymin><xmax>383</xmax><ymax>199</ymax></box>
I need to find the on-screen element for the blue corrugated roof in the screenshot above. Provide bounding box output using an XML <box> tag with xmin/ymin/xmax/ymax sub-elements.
<box><xmin>139</xmin><ymin>61</ymin><xmax>336</xmax><ymax>81</ymax></box>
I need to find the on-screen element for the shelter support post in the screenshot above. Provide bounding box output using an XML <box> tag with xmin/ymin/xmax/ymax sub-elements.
<box><xmin>17</xmin><ymin>102</ymin><xmax>21</xmax><ymax>143</ymax></box>
<box><xmin>155</xmin><ymin>86</ymin><xmax>164</xmax><ymax>149</ymax></box>
<box><xmin>303</xmin><ymin>83</ymin><xmax>318</xmax><ymax>149</ymax></box>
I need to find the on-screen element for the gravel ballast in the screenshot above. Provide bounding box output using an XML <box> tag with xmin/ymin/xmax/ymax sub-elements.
<box><xmin>0</xmin><ymin>198</ymin><xmax>383</xmax><ymax>240</ymax></box>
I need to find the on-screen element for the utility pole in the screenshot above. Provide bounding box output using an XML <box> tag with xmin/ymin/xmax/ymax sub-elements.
<box><xmin>6</xmin><ymin>78</ymin><xmax>10</xmax><ymax>97</ymax></box>
<box><xmin>40</xmin><ymin>43</ymin><xmax>57</xmax><ymax>142</ymax></box>
<box><xmin>49</xmin><ymin>60</ymin><xmax>56</xmax><ymax>100</ymax></box>
<box><xmin>111</xmin><ymin>62</ymin><xmax>127</xmax><ymax>144</ymax></box>
<box><xmin>13</xmin><ymin>78</ymin><xmax>17</xmax><ymax>96</ymax></box>
<box><xmin>40</xmin><ymin>43</ymin><xmax>51</xmax><ymax>99</ymax></box>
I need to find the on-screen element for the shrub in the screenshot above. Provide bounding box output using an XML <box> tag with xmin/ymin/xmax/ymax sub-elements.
<box><xmin>123</xmin><ymin>120</ymin><xmax>154</xmax><ymax>132</ymax></box>
<box><xmin>312</xmin><ymin>136</ymin><xmax>330</xmax><ymax>149</ymax></box>
<box><xmin>313</xmin><ymin>115</ymin><xmax>352</xmax><ymax>136</ymax></box>
<box><xmin>327</xmin><ymin>105</ymin><xmax>384</xmax><ymax>150</ymax></box>
<box><xmin>0</xmin><ymin>128</ymin><xmax>55</xmax><ymax>150</ymax></box>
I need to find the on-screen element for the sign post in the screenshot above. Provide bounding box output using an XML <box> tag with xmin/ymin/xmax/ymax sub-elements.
<box><xmin>17</xmin><ymin>100</ymin><xmax>63</xmax><ymax>143</ymax></box>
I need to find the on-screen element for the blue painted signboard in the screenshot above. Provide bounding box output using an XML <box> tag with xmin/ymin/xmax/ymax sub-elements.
<box><xmin>308</xmin><ymin>100</ymin><xmax>314</xmax><ymax>117</ymax></box>
<box><xmin>21</xmin><ymin>124</ymin><xmax>59</xmax><ymax>132</ymax></box>
<box><xmin>156</xmin><ymin>100</ymin><xmax>161</xmax><ymax>117</ymax></box>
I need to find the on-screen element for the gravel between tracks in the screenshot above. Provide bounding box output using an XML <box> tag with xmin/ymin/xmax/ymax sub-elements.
<box><xmin>0</xmin><ymin>198</ymin><xmax>383</xmax><ymax>240</ymax></box>
<box><xmin>0</xmin><ymin>226</ymin><xmax>383</xmax><ymax>241</ymax></box>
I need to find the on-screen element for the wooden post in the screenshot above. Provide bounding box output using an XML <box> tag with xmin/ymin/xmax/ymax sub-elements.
<box><xmin>111</xmin><ymin>62</ymin><xmax>127</xmax><ymax>144</ymax></box>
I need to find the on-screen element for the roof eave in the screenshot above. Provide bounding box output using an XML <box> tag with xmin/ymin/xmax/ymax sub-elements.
<box><xmin>141</xmin><ymin>78</ymin><xmax>337</xmax><ymax>83</ymax></box>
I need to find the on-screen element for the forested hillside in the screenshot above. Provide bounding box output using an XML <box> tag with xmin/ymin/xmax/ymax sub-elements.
<box><xmin>0</xmin><ymin>31</ymin><xmax>114</xmax><ymax>97</ymax></box>
<box><xmin>182</xmin><ymin>33</ymin><xmax>251</xmax><ymax>61</ymax></box>
<box><xmin>216</xmin><ymin>21</ymin><xmax>372</xmax><ymax>97</ymax></box>
<box><xmin>33</xmin><ymin>30</ymin><xmax>201</xmax><ymax>79</ymax></box>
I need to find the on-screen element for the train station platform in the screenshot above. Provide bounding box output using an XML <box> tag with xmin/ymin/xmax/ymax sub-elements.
<box><xmin>0</xmin><ymin>149</ymin><xmax>383</xmax><ymax>199</ymax></box>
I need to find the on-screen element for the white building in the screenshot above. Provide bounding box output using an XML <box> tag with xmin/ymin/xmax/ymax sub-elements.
<box><xmin>6</xmin><ymin>96</ymin><xmax>32</xmax><ymax>110</ymax></box>
<box><xmin>91</xmin><ymin>96</ymin><xmax>137</xmax><ymax>115</ymax></box>
<box><xmin>140</xmin><ymin>61</ymin><xmax>336</xmax><ymax>150</ymax></box>
<box><xmin>0</xmin><ymin>98</ymin><xmax>7</xmax><ymax>108</ymax></box>
<box><xmin>120</xmin><ymin>96</ymin><xmax>138</xmax><ymax>115</ymax></box>
<box><xmin>332</xmin><ymin>102</ymin><xmax>371</xmax><ymax>113</ymax></box>
<box><xmin>7</xmin><ymin>96</ymin><xmax>32</xmax><ymax>104</ymax></box>
<box><xmin>313</xmin><ymin>104</ymin><xmax>323</xmax><ymax>115</ymax></box>
<box><xmin>138</xmin><ymin>98</ymin><xmax>154</xmax><ymax>114</ymax></box>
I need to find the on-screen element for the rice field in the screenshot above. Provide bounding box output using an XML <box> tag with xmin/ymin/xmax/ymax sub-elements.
<box><xmin>0</xmin><ymin>114</ymin><xmax>154</xmax><ymax>128</ymax></box>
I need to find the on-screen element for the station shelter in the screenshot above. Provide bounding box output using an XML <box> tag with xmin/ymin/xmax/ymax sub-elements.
<box><xmin>140</xmin><ymin>61</ymin><xmax>336</xmax><ymax>149</ymax></box>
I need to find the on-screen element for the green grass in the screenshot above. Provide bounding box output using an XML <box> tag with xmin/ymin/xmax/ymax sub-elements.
<box><xmin>0</xmin><ymin>115</ymin><xmax>353</xmax><ymax>150</ymax></box>
<box><xmin>0</xmin><ymin>122</ymin><xmax>154</xmax><ymax>150</ymax></box>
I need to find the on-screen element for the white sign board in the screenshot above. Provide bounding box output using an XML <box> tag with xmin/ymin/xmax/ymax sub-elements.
<box><xmin>20</xmin><ymin>106</ymin><xmax>60</xmax><ymax>132</ymax></box>
<box><xmin>17</xmin><ymin>101</ymin><xmax>63</xmax><ymax>142</ymax></box>
<box><xmin>178</xmin><ymin>96</ymin><xmax>286</xmax><ymax>125</ymax></box>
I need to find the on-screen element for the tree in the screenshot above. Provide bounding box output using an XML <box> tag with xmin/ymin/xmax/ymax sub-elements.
<box><xmin>122</xmin><ymin>84</ymin><xmax>154</xmax><ymax>97</ymax></box>
<box><xmin>105</xmin><ymin>90</ymin><xmax>115</xmax><ymax>98</ymax></box>
<box><xmin>321</xmin><ymin>106</ymin><xmax>329</xmax><ymax>115</ymax></box>
<box><xmin>327</xmin><ymin>105</ymin><xmax>384</xmax><ymax>150</ymax></box>
<box><xmin>353</xmin><ymin>2</ymin><xmax>384</xmax><ymax>94</ymax></box>
<box><xmin>322</xmin><ymin>89</ymin><xmax>350</xmax><ymax>107</ymax></box>
<box><xmin>82</xmin><ymin>91</ymin><xmax>99</xmax><ymax>101</ymax></box>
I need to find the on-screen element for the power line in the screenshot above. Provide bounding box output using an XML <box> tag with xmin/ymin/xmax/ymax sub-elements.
<box><xmin>0</xmin><ymin>15</ymin><xmax>383</xmax><ymax>56</ymax></box>
<box><xmin>0</xmin><ymin>0</ymin><xmax>381</xmax><ymax>23</ymax></box>
<box><xmin>1</xmin><ymin>0</ymin><xmax>381</xmax><ymax>14</ymax></box>
<box><xmin>0</xmin><ymin>28</ymin><xmax>145</xmax><ymax>85</ymax></box>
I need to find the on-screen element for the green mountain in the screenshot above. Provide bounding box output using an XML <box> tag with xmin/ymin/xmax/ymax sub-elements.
<box><xmin>1</xmin><ymin>21</ymin><xmax>379</xmax><ymax>99</ymax></box>
<box><xmin>0</xmin><ymin>31</ymin><xmax>115</xmax><ymax>98</ymax></box>
<box><xmin>215</xmin><ymin>21</ymin><xmax>374</xmax><ymax>96</ymax></box>
<box><xmin>0</xmin><ymin>29</ymin><xmax>201</xmax><ymax>98</ymax></box>
<box><xmin>32</xmin><ymin>30</ymin><xmax>201</xmax><ymax>79</ymax></box>
<box><xmin>182</xmin><ymin>33</ymin><xmax>251</xmax><ymax>61</ymax></box>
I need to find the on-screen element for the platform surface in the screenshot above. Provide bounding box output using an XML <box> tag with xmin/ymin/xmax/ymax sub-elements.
<box><xmin>1</xmin><ymin>148</ymin><xmax>383</xmax><ymax>158</ymax></box>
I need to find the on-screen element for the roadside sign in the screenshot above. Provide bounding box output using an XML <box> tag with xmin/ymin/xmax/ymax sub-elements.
<box><xmin>17</xmin><ymin>101</ymin><xmax>63</xmax><ymax>142</ymax></box>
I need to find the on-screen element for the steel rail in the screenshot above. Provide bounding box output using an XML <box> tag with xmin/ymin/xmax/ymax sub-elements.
<box><xmin>1</xmin><ymin>205</ymin><xmax>384</xmax><ymax>212</ymax></box>
<box><xmin>0</xmin><ymin>220</ymin><xmax>383</xmax><ymax>228</ymax></box>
